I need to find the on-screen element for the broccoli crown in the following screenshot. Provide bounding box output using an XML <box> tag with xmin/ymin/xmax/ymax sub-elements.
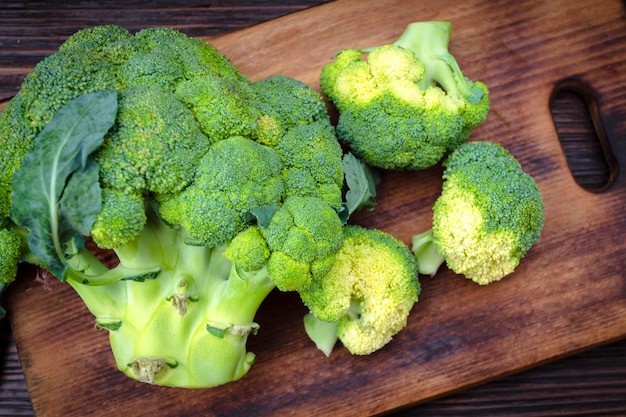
<box><xmin>299</xmin><ymin>225</ymin><xmax>420</xmax><ymax>355</ymax></box>
<box><xmin>1</xmin><ymin>24</ymin><xmax>345</xmax><ymax>251</ymax></box>
<box><xmin>432</xmin><ymin>141</ymin><xmax>545</xmax><ymax>284</ymax></box>
<box><xmin>261</xmin><ymin>196</ymin><xmax>344</xmax><ymax>292</ymax></box>
<box><xmin>0</xmin><ymin>25</ymin><xmax>243</xmax><ymax>231</ymax></box>
<box><xmin>320</xmin><ymin>21</ymin><xmax>490</xmax><ymax>170</ymax></box>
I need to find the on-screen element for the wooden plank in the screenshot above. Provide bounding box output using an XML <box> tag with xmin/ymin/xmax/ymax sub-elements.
<box><xmin>5</xmin><ymin>0</ymin><xmax>626</xmax><ymax>416</ymax></box>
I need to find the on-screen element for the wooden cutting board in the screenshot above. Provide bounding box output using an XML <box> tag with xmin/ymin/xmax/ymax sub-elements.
<box><xmin>6</xmin><ymin>0</ymin><xmax>626</xmax><ymax>415</ymax></box>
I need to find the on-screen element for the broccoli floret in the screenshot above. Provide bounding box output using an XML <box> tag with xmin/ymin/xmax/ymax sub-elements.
<box><xmin>0</xmin><ymin>228</ymin><xmax>23</xmax><ymax>285</ymax></box>
<box><xmin>96</xmin><ymin>85</ymin><xmax>210</xmax><ymax>196</ymax></box>
<box><xmin>133</xmin><ymin>27</ymin><xmax>244</xmax><ymax>82</ymax></box>
<box><xmin>320</xmin><ymin>21</ymin><xmax>490</xmax><ymax>170</ymax></box>
<box><xmin>412</xmin><ymin>141</ymin><xmax>545</xmax><ymax>285</ymax></box>
<box><xmin>174</xmin><ymin>76</ymin><xmax>261</xmax><ymax>143</ymax></box>
<box><xmin>0</xmin><ymin>96</ymin><xmax>38</xmax><ymax>205</ymax></box>
<box><xmin>253</xmin><ymin>75</ymin><xmax>331</xmax><ymax>134</ymax></box>
<box><xmin>1</xmin><ymin>25</ymin><xmax>351</xmax><ymax>388</ymax></box>
<box><xmin>91</xmin><ymin>189</ymin><xmax>146</xmax><ymax>249</ymax></box>
<box><xmin>275</xmin><ymin>121</ymin><xmax>345</xmax><ymax>210</ymax></box>
<box><xmin>92</xmin><ymin>85</ymin><xmax>210</xmax><ymax>248</ymax></box>
<box><xmin>158</xmin><ymin>136</ymin><xmax>284</xmax><ymax>247</ymax></box>
<box><xmin>300</xmin><ymin>225</ymin><xmax>420</xmax><ymax>355</ymax></box>
<box><xmin>224</xmin><ymin>225</ymin><xmax>270</xmax><ymax>273</ymax></box>
<box><xmin>261</xmin><ymin>196</ymin><xmax>344</xmax><ymax>292</ymax></box>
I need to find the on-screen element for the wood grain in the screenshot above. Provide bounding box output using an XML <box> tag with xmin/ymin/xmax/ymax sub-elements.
<box><xmin>4</xmin><ymin>0</ymin><xmax>626</xmax><ymax>416</ymax></box>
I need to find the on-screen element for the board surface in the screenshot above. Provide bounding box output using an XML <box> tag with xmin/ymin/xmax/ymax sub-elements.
<box><xmin>6</xmin><ymin>0</ymin><xmax>626</xmax><ymax>416</ymax></box>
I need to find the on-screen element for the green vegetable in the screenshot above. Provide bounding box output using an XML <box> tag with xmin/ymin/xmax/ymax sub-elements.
<box><xmin>0</xmin><ymin>25</ymin><xmax>350</xmax><ymax>387</ymax></box>
<box><xmin>412</xmin><ymin>141</ymin><xmax>545</xmax><ymax>285</ymax></box>
<box><xmin>320</xmin><ymin>21</ymin><xmax>490</xmax><ymax>170</ymax></box>
<box><xmin>300</xmin><ymin>225</ymin><xmax>420</xmax><ymax>355</ymax></box>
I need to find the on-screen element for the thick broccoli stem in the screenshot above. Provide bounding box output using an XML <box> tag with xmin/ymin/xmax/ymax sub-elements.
<box><xmin>66</xmin><ymin>215</ymin><xmax>276</xmax><ymax>387</ymax></box>
<box><xmin>411</xmin><ymin>229</ymin><xmax>445</xmax><ymax>277</ymax></box>
<box><xmin>393</xmin><ymin>21</ymin><xmax>484</xmax><ymax>104</ymax></box>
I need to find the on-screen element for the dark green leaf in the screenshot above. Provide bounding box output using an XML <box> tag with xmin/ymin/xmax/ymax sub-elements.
<box><xmin>10</xmin><ymin>90</ymin><xmax>118</xmax><ymax>279</ymax></box>
<box><xmin>250</xmin><ymin>204</ymin><xmax>279</xmax><ymax>228</ymax></box>
<box><xmin>342</xmin><ymin>152</ymin><xmax>381</xmax><ymax>217</ymax></box>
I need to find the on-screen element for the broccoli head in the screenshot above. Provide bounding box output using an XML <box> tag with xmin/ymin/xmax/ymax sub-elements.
<box><xmin>412</xmin><ymin>141</ymin><xmax>545</xmax><ymax>285</ymax></box>
<box><xmin>0</xmin><ymin>25</ymin><xmax>350</xmax><ymax>388</ymax></box>
<box><xmin>320</xmin><ymin>21</ymin><xmax>490</xmax><ymax>170</ymax></box>
<box><xmin>300</xmin><ymin>225</ymin><xmax>420</xmax><ymax>355</ymax></box>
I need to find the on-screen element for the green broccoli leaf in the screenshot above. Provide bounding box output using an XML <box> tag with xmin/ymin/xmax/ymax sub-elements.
<box><xmin>10</xmin><ymin>90</ymin><xmax>118</xmax><ymax>279</ymax></box>
<box><xmin>249</xmin><ymin>204</ymin><xmax>279</xmax><ymax>228</ymax></box>
<box><xmin>342</xmin><ymin>152</ymin><xmax>380</xmax><ymax>216</ymax></box>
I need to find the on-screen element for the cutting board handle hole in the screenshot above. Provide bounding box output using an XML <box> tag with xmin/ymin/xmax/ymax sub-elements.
<box><xmin>550</xmin><ymin>80</ymin><xmax>618</xmax><ymax>192</ymax></box>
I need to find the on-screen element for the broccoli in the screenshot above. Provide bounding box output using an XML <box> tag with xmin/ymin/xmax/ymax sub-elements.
<box><xmin>300</xmin><ymin>225</ymin><xmax>420</xmax><ymax>356</ymax></box>
<box><xmin>320</xmin><ymin>21</ymin><xmax>490</xmax><ymax>170</ymax></box>
<box><xmin>412</xmin><ymin>141</ymin><xmax>545</xmax><ymax>285</ymax></box>
<box><xmin>0</xmin><ymin>25</ymin><xmax>351</xmax><ymax>388</ymax></box>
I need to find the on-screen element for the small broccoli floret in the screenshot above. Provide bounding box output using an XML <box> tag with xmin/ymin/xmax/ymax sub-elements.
<box><xmin>300</xmin><ymin>225</ymin><xmax>420</xmax><ymax>355</ymax></box>
<box><xmin>91</xmin><ymin>189</ymin><xmax>146</xmax><ymax>249</ymax></box>
<box><xmin>275</xmin><ymin>121</ymin><xmax>345</xmax><ymax>210</ymax></box>
<box><xmin>18</xmin><ymin>27</ymin><xmax>136</xmax><ymax>131</ymax></box>
<box><xmin>261</xmin><ymin>196</ymin><xmax>344</xmax><ymax>292</ymax></box>
<box><xmin>321</xmin><ymin>21</ymin><xmax>490</xmax><ymax>170</ymax></box>
<box><xmin>133</xmin><ymin>27</ymin><xmax>245</xmax><ymax>82</ymax></box>
<box><xmin>0</xmin><ymin>96</ymin><xmax>38</xmax><ymax>204</ymax></box>
<box><xmin>0</xmin><ymin>228</ymin><xmax>23</xmax><ymax>285</ymax></box>
<box><xmin>412</xmin><ymin>141</ymin><xmax>545</xmax><ymax>285</ymax></box>
<box><xmin>0</xmin><ymin>227</ymin><xmax>25</xmax><ymax>318</ymax></box>
<box><xmin>158</xmin><ymin>136</ymin><xmax>284</xmax><ymax>247</ymax></box>
<box><xmin>225</xmin><ymin>226</ymin><xmax>270</xmax><ymax>273</ymax></box>
<box><xmin>57</xmin><ymin>24</ymin><xmax>134</xmax><ymax>53</ymax></box>
<box><xmin>254</xmin><ymin>75</ymin><xmax>331</xmax><ymax>133</ymax></box>
<box><xmin>175</xmin><ymin>76</ymin><xmax>261</xmax><ymax>143</ymax></box>
<box><xmin>96</xmin><ymin>85</ymin><xmax>210</xmax><ymax>196</ymax></box>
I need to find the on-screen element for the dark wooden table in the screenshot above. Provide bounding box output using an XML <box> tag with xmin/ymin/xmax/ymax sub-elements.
<box><xmin>1</xmin><ymin>1</ymin><xmax>626</xmax><ymax>416</ymax></box>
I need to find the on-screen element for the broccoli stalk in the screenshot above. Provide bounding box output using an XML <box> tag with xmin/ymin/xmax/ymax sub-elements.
<box><xmin>391</xmin><ymin>21</ymin><xmax>485</xmax><ymax>104</ymax></box>
<box><xmin>67</xmin><ymin>209</ymin><xmax>275</xmax><ymax>387</ymax></box>
<box><xmin>410</xmin><ymin>229</ymin><xmax>445</xmax><ymax>277</ymax></box>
